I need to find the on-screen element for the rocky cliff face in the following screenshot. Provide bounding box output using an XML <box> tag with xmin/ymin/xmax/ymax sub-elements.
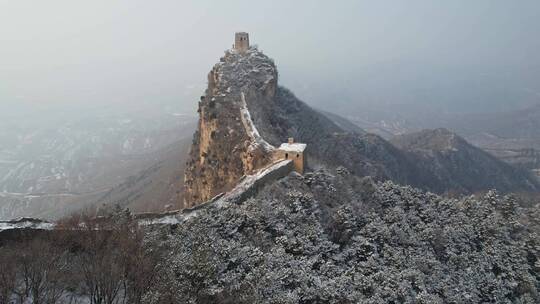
<box><xmin>184</xmin><ymin>48</ymin><xmax>278</xmax><ymax>206</ymax></box>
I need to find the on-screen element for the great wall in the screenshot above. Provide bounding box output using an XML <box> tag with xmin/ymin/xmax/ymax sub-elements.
<box><xmin>0</xmin><ymin>32</ymin><xmax>306</xmax><ymax>234</ymax></box>
<box><xmin>183</xmin><ymin>32</ymin><xmax>308</xmax><ymax>207</ymax></box>
<box><xmin>0</xmin><ymin>158</ymin><xmax>296</xmax><ymax>234</ymax></box>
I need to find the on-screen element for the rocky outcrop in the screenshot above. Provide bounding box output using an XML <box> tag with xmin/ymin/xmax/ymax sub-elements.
<box><xmin>184</xmin><ymin>48</ymin><xmax>278</xmax><ymax>206</ymax></box>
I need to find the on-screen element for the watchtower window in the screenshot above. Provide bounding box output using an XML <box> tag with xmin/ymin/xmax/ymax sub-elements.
<box><xmin>296</xmin><ymin>154</ymin><xmax>300</xmax><ymax>158</ymax></box>
<box><xmin>285</xmin><ymin>153</ymin><xmax>288</xmax><ymax>159</ymax></box>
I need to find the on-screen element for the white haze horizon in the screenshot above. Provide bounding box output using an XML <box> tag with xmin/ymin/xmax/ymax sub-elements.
<box><xmin>1</xmin><ymin>0</ymin><xmax>540</xmax><ymax>115</ymax></box>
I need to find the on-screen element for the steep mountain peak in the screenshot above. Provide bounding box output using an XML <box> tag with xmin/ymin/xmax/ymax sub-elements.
<box><xmin>184</xmin><ymin>39</ymin><xmax>288</xmax><ymax>206</ymax></box>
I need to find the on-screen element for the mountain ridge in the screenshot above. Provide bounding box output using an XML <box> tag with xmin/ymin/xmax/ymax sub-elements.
<box><xmin>391</xmin><ymin>128</ymin><xmax>539</xmax><ymax>194</ymax></box>
<box><xmin>184</xmin><ymin>45</ymin><xmax>539</xmax><ymax>207</ymax></box>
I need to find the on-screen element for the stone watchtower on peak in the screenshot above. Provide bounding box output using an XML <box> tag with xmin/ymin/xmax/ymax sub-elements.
<box><xmin>233</xmin><ymin>32</ymin><xmax>249</xmax><ymax>52</ymax></box>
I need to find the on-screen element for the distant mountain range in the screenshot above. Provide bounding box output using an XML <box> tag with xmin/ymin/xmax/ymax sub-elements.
<box><xmin>0</xmin><ymin>102</ymin><xmax>196</xmax><ymax>220</ymax></box>
<box><xmin>391</xmin><ymin>128</ymin><xmax>539</xmax><ymax>194</ymax></box>
<box><xmin>334</xmin><ymin>99</ymin><xmax>540</xmax><ymax>178</ymax></box>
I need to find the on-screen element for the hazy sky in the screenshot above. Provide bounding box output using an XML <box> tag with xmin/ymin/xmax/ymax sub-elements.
<box><xmin>2</xmin><ymin>0</ymin><xmax>540</xmax><ymax>113</ymax></box>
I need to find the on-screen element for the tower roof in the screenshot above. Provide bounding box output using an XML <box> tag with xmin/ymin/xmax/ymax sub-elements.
<box><xmin>278</xmin><ymin>143</ymin><xmax>307</xmax><ymax>153</ymax></box>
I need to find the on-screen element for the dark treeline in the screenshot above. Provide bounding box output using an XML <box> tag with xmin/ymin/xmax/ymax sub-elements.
<box><xmin>0</xmin><ymin>207</ymin><xmax>165</xmax><ymax>304</ymax></box>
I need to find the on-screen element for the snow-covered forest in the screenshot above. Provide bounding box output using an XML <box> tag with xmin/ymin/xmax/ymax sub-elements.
<box><xmin>1</xmin><ymin>169</ymin><xmax>539</xmax><ymax>303</ymax></box>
